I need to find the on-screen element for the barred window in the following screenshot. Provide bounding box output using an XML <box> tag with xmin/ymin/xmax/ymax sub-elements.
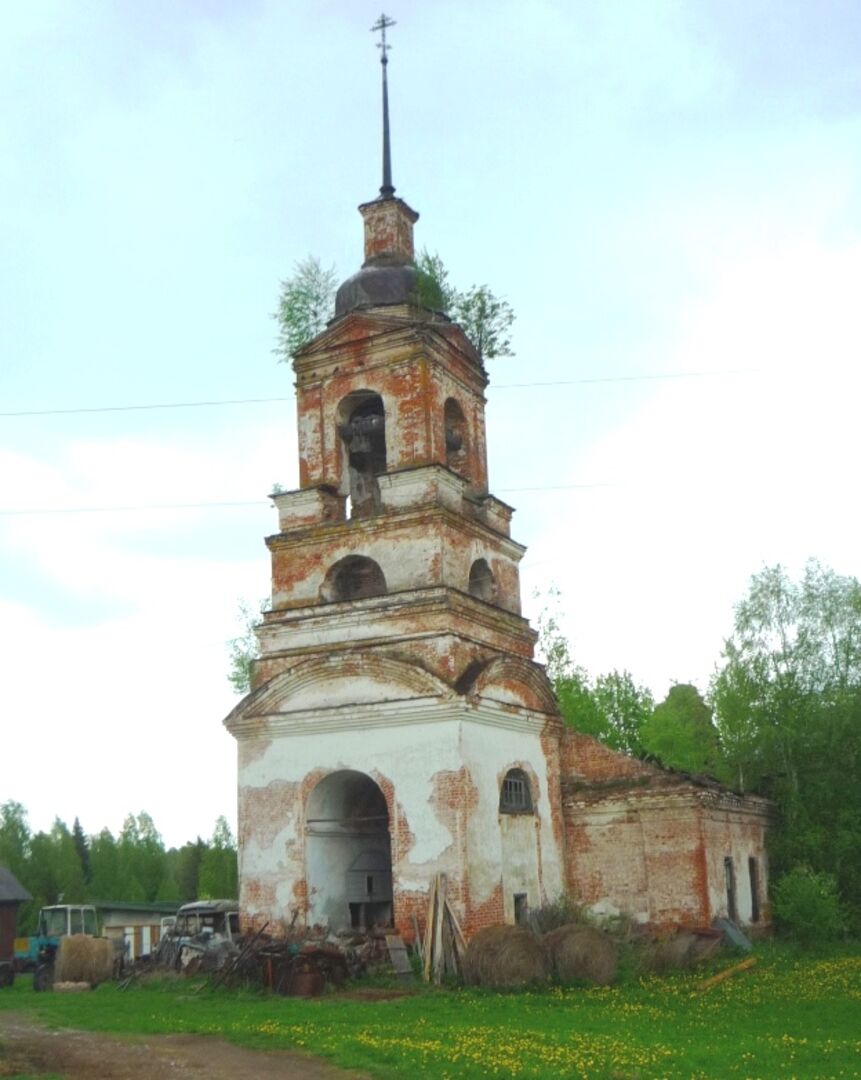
<box><xmin>500</xmin><ymin>768</ymin><xmax>533</xmax><ymax>813</ymax></box>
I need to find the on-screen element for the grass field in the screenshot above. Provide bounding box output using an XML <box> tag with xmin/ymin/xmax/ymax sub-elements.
<box><xmin>1</xmin><ymin>944</ymin><xmax>859</xmax><ymax>1078</ymax></box>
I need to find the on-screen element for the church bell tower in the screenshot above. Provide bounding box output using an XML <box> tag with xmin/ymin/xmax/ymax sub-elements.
<box><xmin>225</xmin><ymin>17</ymin><xmax>565</xmax><ymax>937</ymax></box>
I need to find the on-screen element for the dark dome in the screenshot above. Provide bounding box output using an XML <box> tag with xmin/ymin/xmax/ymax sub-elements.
<box><xmin>335</xmin><ymin>263</ymin><xmax>418</xmax><ymax>317</ymax></box>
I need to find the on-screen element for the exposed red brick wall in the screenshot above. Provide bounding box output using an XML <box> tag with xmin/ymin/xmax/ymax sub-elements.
<box><xmin>462</xmin><ymin>880</ymin><xmax>505</xmax><ymax>936</ymax></box>
<box><xmin>359</xmin><ymin>197</ymin><xmax>417</xmax><ymax>264</ymax></box>
<box><xmin>561</xmin><ymin>730</ymin><xmax>659</xmax><ymax>783</ymax></box>
<box><xmin>238</xmin><ymin>779</ymin><xmax>299</xmax><ymax>851</ymax></box>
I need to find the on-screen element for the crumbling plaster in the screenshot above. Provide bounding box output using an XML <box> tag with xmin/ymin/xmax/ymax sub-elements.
<box><xmin>236</xmin><ymin>711</ymin><xmax>562</xmax><ymax>934</ymax></box>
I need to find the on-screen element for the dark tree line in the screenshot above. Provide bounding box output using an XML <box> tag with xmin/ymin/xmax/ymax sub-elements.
<box><xmin>542</xmin><ymin>560</ymin><xmax>861</xmax><ymax>932</ymax></box>
<box><xmin>0</xmin><ymin>806</ymin><xmax>238</xmax><ymax>934</ymax></box>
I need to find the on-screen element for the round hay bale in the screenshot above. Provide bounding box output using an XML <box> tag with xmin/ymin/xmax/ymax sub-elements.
<box><xmin>55</xmin><ymin>935</ymin><xmax>115</xmax><ymax>986</ymax></box>
<box><xmin>544</xmin><ymin>924</ymin><xmax>618</xmax><ymax>986</ymax></box>
<box><xmin>462</xmin><ymin>925</ymin><xmax>549</xmax><ymax>989</ymax></box>
<box><xmin>639</xmin><ymin>931</ymin><xmax>702</xmax><ymax>974</ymax></box>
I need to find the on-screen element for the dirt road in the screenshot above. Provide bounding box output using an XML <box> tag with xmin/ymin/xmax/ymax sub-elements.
<box><xmin>0</xmin><ymin>1013</ymin><xmax>371</xmax><ymax>1079</ymax></box>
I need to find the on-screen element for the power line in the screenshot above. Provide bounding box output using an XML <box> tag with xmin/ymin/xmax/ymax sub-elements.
<box><xmin>495</xmin><ymin>368</ymin><xmax>755</xmax><ymax>389</ymax></box>
<box><xmin>0</xmin><ymin>396</ymin><xmax>294</xmax><ymax>418</ymax></box>
<box><xmin>0</xmin><ymin>369</ymin><xmax>755</xmax><ymax>419</ymax></box>
<box><xmin>0</xmin><ymin>500</ymin><xmax>267</xmax><ymax>517</ymax></box>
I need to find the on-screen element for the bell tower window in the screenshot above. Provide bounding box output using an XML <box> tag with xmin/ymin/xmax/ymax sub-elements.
<box><xmin>338</xmin><ymin>392</ymin><xmax>387</xmax><ymax>518</ymax></box>
<box><xmin>469</xmin><ymin>558</ymin><xmax>496</xmax><ymax>603</ymax></box>
<box><xmin>444</xmin><ymin>397</ymin><xmax>468</xmax><ymax>475</ymax></box>
<box><xmin>321</xmin><ymin>556</ymin><xmax>387</xmax><ymax>603</ymax></box>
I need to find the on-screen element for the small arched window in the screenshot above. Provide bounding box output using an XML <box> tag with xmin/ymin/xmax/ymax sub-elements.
<box><xmin>321</xmin><ymin>556</ymin><xmax>387</xmax><ymax>603</ymax></box>
<box><xmin>500</xmin><ymin>768</ymin><xmax>533</xmax><ymax>814</ymax></box>
<box><xmin>338</xmin><ymin>392</ymin><xmax>387</xmax><ymax>518</ymax></box>
<box><xmin>444</xmin><ymin>398</ymin><xmax>468</xmax><ymax>475</ymax></box>
<box><xmin>468</xmin><ymin>558</ymin><xmax>496</xmax><ymax>602</ymax></box>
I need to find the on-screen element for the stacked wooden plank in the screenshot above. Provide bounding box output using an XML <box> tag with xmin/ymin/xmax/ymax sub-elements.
<box><xmin>421</xmin><ymin>873</ymin><xmax>467</xmax><ymax>984</ymax></box>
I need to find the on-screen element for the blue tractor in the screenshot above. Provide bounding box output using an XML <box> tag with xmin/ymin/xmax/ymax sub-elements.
<box><xmin>15</xmin><ymin>904</ymin><xmax>100</xmax><ymax>990</ymax></box>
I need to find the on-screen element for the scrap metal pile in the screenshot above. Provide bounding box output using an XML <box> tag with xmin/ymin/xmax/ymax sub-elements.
<box><xmin>145</xmin><ymin>920</ymin><xmax>399</xmax><ymax>997</ymax></box>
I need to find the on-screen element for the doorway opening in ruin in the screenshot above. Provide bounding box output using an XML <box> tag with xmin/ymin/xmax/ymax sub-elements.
<box><xmin>748</xmin><ymin>856</ymin><xmax>760</xmax><ymax>923</ymax></box>
<box><xmin>305</xmin><ymin>770</ymin><xmax>393</xmax><ymax>932</ymax></box>
<box><xmin>724</xmin><ymin>856</ymin><xmax>738</xmax><ymax>923</ymax></box>
<box><xmin>337</xmin><ymin>392</ymin><xmax>387</xmax><ymax>519</ymax></box>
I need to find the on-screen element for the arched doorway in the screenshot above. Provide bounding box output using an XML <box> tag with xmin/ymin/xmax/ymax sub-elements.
<box><xmin>305</xmin><ymin>770</ymin><xmax>393</xmax><ymax>931</ymax></box>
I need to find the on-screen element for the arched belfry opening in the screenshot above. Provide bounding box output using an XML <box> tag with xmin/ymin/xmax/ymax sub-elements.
<box><xmin>321</xmin><ymin>556</ymin><xmax>387</xmax><ymax>604</ymax></box>
<box><xmin>469</xmin><ymin>558</ymin><xmax>496</xmax><ymax>603</ymax></box>
<box><xmin>338</xmin><ymin>392</ymin><xmax>387</xmax><ymax>518</ymax></box>
<box><xmin>305</xmin><ymin>770</ymin><xmax>393</xmax><ymax>931</ymax></box>
<box><xmin>444</xmin><ymin>397</ymin><xmax>468</xmax><ymax>476</ymax></box>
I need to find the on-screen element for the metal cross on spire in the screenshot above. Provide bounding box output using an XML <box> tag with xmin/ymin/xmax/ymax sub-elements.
<box><xmin>371</xmin><ymin>13</ymin><xmax>396</xmax><ymax>198</ymax></box>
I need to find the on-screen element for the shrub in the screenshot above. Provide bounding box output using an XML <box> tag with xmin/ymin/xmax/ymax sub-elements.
<box><xmin>773</xmin><ymin>866</ymin><xmax>846</xmax><ymax>945</ymax></box>
<box><xmin>527</xmin><ymin>895</ymin><xmax>586</xmax><ymax>935</ymax></box>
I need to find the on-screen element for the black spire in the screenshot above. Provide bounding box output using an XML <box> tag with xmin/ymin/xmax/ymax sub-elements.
<box><xmin>371</xmin><ymin>13</ymin><xmax>396</xmax><ymax>199</ymax></box>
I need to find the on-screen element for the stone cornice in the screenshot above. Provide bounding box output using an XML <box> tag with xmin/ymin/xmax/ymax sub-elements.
<box><xmin>264</xmin><ymin>502</ymin><xmax>526</xmax><ymax>558</ymax></box>
<box><xmin>258</xmin><ymin>585</ymin><xmax>537</xmax><ymax>647</ymax></box>
<box><xmin>226</xmin><ymin>694</ymin><xmax>555</xmax><ymax>740</ymax></box>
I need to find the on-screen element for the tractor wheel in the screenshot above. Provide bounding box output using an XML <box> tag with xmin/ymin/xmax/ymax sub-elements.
<box><xmin>33</xmin><ymin>963</ymin><xmax>54</xmax><ymax>992</ymax></box>
<box><xmin>0</xmin><ymin>962</ymin><xmax>14</xmax><ymax>988</ymax></box>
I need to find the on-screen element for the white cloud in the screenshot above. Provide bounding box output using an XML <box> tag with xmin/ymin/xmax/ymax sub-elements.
<box><xmin>0</xmin><ymin>425</ymin><xmax>294</xmax><ymax>846</ymax></box>
<box><xmin>522</xmin><ymin>236</ymin><xmax>861</xmax><ymax>696</ymax></box>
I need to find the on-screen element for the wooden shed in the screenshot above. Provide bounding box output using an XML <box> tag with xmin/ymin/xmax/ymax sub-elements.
<box><xmin>0</xmin><ymin>866</ymin><xmax>31</xmax><ymax>986</ymax></box>
<box><xmin>94</xmin><ymin>900</ymin><xmax>180</xmax><ymax>960</ymax></box>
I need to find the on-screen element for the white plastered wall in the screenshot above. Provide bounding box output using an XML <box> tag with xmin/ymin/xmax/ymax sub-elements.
<box><xmin>460</xmin><ymin>713</ymin><xmax>565</xmax><ymax>921</ymax></box>
<box><xmin>238</xmin><ymin>714</ymin><xmax>465</xmax><ymax>928</ymax></box>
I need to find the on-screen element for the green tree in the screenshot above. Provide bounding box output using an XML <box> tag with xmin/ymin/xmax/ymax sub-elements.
<box><xmin>227</xmin><ymin>599</ymin><xmax>265</xmax><ymax>695</ymax></box>
<box><xmin>640</xmin><ymin>684</ymin><xmax>720</xmax><ymax>774</ymax></box>
<box><xmin>535</xmin><ymin>590</ymin><xmax>652</xmax><ymax>755</ymax></box>
<box><xmin>118</xmin><ymin>813</ymin><xmax>168</xmax><ymax>902</ymax></box>
<box><xmin>274</xmin><ymin>256</ymin><xmax>338</xmax><ymax>360</ymax></box>
<box><xmin>167</xmin><ymin>838</ymin><xmax>208</xmax><ymax>902</ymax></box>
<box><xmin>0</xmin><ymin>801</ymin><xmax>36</xmax><ymax>930</ymax></box>
<box><xmin>450</xmin><ymin>283</ymin><xmax>515</xmax><ymax>361</ymax></box>
<box><xmin>592</xmin><ymin>670</ymin><xmax>654</xmax><ymax>757</ymax></box>
<box><xmin>198</xmin><ymin>817</ymin><xmax>238</xmax><ymax>900</ymax></box>
<box><xmin>772</xmin><ymin>865</ymin><xmax>846</xmax><ymax>945</ymax></box>
<box><xmin>711</xmin><ymin>560</ymin><xmax>861</xmax><ymax>926</ymax></box>
<box><xmin>88</xmin><ymin>828</ymin><xmax>122</xmax><ymax>900</ymax></box>
<box><xmin>415</xmin><ymin>249</ymin><xmax>515</xmax><ymax>361</ymax></box>
<box><xmin>273</xmin><ymin>249</ymin><xmax>515</xmax><ymax>365</ymax></box>
<box><xmin>72</xmin><ymin>817</ymin><xmax>90</xmax><ymax>884</ymax></box>
<box><xmin>411</xmin><ymin>249</ymin><xmax>452</xmax><ymax>311</ymax></box>
<box><xmin>0</xmin><ymin>801</ymin><xmax>30</xmax><ymax>881</ymax></box>
<box><xmin>24</xmin><ymin>819</ymin><xmax>87</xmax><ymax>923</ymax></box>
<box><xmin>52</xmin><ymin>819</ymin><xmax>87</xmax><ymax>902</ymax></box>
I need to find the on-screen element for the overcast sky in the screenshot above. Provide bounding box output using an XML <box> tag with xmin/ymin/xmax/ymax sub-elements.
<box><xmin>2</xmin><ymin>1</ymin><xmax>859</xmax><ymax>848</ymax></box>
